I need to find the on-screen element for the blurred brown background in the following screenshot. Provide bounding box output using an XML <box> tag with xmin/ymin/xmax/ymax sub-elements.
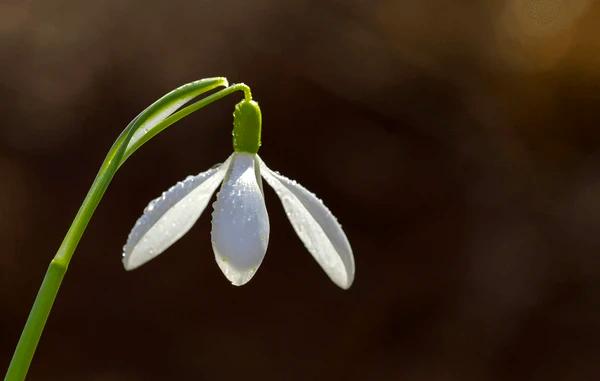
<box><xmin>2</xmin><ymin>0</ymin><xmax>600</xmax><ymax>380</ymax></box>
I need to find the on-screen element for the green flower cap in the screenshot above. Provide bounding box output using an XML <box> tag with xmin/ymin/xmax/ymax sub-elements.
<box><xmin>233</xmin><ymin>99</ymin><xmax>262</xmax><ymax>153</ymax></box>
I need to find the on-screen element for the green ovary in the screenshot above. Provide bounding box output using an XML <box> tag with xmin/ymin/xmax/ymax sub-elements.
<box><xmin>233</xmin><ymin>100</ymin><xmax>262</xmax><ymax>153</ymax></box>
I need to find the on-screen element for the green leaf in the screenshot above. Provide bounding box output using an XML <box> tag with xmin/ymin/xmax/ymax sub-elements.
<box><xmin>122</xmin><ymin>77</ymin><xmax>229</xmax><ymax>162</ymax></box>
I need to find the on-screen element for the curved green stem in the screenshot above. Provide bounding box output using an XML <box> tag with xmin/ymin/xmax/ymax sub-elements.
<box><xmin>122</xmin><ymin>82</ymin><xmax>252</xmax><ymax>162</ymax></box>
<box><xmin>4</xmin><ymin>80</ymin><xmax>250</xmax><ymax>381</ymax></box>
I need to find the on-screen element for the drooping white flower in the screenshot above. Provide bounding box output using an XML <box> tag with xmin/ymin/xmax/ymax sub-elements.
<box><xmin>122</xmin><ymin>100</ymin><xmax>354</xmax><ymax>288</ymax></box>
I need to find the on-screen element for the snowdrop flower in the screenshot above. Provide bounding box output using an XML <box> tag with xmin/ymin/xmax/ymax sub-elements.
<box><xmin>123</xmin><ymin>100</ymin><xmax>355</xmax><ymax>288</ymax></box>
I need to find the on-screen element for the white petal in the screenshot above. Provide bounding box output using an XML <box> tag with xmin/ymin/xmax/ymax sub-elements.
<box><xmin>123</xmin><ymin>156</ymin><xmax>232</xmax><ymax>270</ymax></box>
<box><xmin>259</xmin><ymin>157</ymin><xmax>355</xmax><ymax>289</ymax></box>
<box><xmin>211</xmin><ymin>153</ymin><xmax>270</xmax><ymax>286</ymax></box>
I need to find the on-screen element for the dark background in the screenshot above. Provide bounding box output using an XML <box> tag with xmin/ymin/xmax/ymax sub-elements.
<box><xmin>2</xmin><ymin>1</ymin><xmax>600</xmax><ymax>380</ymax></box>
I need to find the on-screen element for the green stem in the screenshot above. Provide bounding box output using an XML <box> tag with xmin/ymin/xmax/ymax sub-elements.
<box><xmin>2</xmin><ymin>261</ymin><xmax>65</xmax><ymax>381</ymax></box>
<box><xmin>4</xmin><ymin>82</ymin><xmax>249</xmax><ymax>381</ymax></box>
<box><xmin>122</xmin><ymin>83</ymin><xmax>252</xmax><ymax>162</ymax></box>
